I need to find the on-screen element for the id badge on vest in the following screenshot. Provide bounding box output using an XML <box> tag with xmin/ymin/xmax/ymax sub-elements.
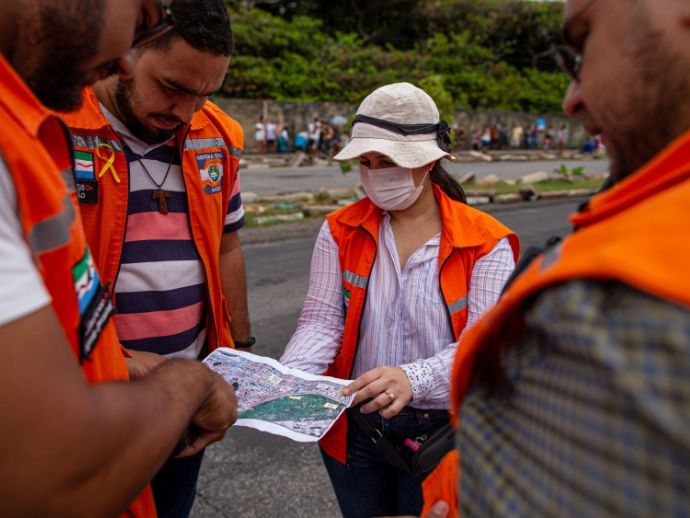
<box><xmin>73</xmin><ymin>149</ymin><xmax>99</xmax><ymax>204</ymax></box>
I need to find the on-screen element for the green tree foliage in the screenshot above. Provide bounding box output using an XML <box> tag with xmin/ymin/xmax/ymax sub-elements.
<box><xmin>223</xmin><ymin>1</ymin><xmax>569</xmax><ymax>113</ymax></box>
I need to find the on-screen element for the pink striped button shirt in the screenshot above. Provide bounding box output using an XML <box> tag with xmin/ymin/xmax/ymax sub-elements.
<box><xmin>280</xmin><ymin>213</ymin><xmax>515</xmax><ymax>409</ymax></box>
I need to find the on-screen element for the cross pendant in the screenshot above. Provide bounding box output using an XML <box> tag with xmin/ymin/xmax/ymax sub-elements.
<box><xmin>152</xmin><ymin>190</ymin><xmax>171</xmax><ymax>214</ymax></box>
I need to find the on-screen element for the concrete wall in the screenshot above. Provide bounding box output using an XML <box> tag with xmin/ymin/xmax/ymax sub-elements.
<box><xmin>212</xmin><ymin>97</ymin><xmax>587</xmax><ymax>154</ymax></box>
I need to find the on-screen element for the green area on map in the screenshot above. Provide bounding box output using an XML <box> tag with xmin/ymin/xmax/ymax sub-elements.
<box><xmin>239</xmin><ymin>394</ymin><xmax>344</xmax><ymax>422</ymax></box>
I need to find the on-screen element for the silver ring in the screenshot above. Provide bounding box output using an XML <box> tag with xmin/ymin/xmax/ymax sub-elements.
<box><xmin>384</xmin><ymin>390</ymin><xmax>395</xmax><ymax>400</ymax></box>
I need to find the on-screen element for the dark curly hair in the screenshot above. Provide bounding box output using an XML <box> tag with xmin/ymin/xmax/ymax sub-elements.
<box><xmin>142</xmin><ymin>0</ymin><xmax>233</xmax><ymax>56</ymax></box>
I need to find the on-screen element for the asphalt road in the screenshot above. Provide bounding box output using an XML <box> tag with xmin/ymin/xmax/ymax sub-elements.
<box><xmin>191</xmin><ymin>197</ymin><xmax>585</xmax><ymax>518</ymax></box>
<box><xmin>240</xmin><ymin>158</ymin><xmax>609</xmax><ymax>196</ymax></box>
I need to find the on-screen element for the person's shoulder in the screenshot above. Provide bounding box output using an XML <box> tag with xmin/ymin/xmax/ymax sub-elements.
<box><xmin>537</xmin><ymin>279</ymin><xmax>690</xmax><ymax>329</ymax></box>
<box><xmin>442</xmin><ymin>198</ymin><xmax>518</xmax><ymax>255</ymax></box>
<box><xmin>199</xmin><ymin>101</ymin><xmax>243</xmax><ymax>136</ymax></box>
<box><xmin>531</xmin><ymin>279</ymin><xmax>690</xmax><ymax>387</ymax></box>
<box><xmin>59</xmin><ymin>87</ymin><xmax>104</xmax><ymax>128</ymax></box>
<box><xmin>450</xmin><ymin>199</ymin><xmax>510</xmax><ymax>232</ymax></box>
<box><xmin>327</xmin><ymin>197</ymin><xmax>371</xmax><ymax>221</ymax></box>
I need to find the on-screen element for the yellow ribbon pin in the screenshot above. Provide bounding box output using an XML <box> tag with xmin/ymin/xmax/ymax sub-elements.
<box><xmin>96</xmin><ymin>143</ymin><xmax>121</xmax><ymax>184</ymax></box>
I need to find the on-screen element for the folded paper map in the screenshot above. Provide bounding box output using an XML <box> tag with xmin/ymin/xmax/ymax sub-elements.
<box><xmin>204</xmin><ymin>348</ymin><xmax>355</xmax><ymax>442</ymax></box>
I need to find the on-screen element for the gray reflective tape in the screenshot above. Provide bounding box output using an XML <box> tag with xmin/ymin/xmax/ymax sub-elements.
<box><xmin>28</xmin><ymin>195</ymin><xmax>75</xmax><ymax>253</ymax></box>
<box><xmin>60</xmin><ymin>167</ymin><xmax>75</xmax><ymax>191</ymax></box>
<box><xmin>228</xmin><ymin>146</ymin><xmax>242</xmax><ymax>158</ymax></box>
<box><xmin>343</xmin><ymin>270</ymin><xmax>368</xmax><ymax>289</ymax></box>
<box><xmin>71</xmin><ymin>134</ymin><xmax>123</xmax><ymax>152</ymax></box>
<box><xmin>540</xmin><ymin>242</ymin><xmax>563</xmax><ymax>271</ymax></box>
<box><xmin>448</xmin><ymin>296</ymin><xmax>467</xmax><ymax>314</ymax></box>
<box><xmin>184</xmin><ymin>137</ymin><xmax>227</xmax><ymax>151</ymax></box>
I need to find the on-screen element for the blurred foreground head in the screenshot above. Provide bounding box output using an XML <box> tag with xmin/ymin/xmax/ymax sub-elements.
<box><xmin>561</xmin><ymin>0</ymin><xmax>690</xmax><ymax>181</ymax></box>
<box><xmin>2</xmin><ymin>0</ymin><xmax>172</xmax><ymax>111</ymax></box>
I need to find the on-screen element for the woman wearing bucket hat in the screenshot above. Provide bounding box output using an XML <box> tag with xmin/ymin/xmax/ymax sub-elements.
<box><xmin>281</xmin><ymin>82</ymin><xmax>520</xmax><ymax>516</ymax></box>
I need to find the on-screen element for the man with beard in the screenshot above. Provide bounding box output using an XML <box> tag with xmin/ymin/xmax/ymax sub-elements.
<box><xmin>0</xmin><ymin>0</ymin><xmax>237</xmax><ymax>516</ymax></box>
<box><xmin>62</xmin><ymin>1</ymin><xmax>250</xmax><ymax>515</ymax></box>
<box><xmin>419</xmin><ymin>0</ymin><xmax>690</xmax><ymax>516</ymax></box>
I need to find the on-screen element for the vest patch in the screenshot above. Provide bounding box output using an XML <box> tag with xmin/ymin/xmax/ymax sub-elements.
<box><xmin>72</xmin><ymin>249</ymin><xmax>114</xmax><ymax>360</ymax></box>
<box><xmin>343</xmin><ymin>286</ymin><xmax>351</xmax><ymax>311</ymax></box>
<box><xmin>75</xmin><ymin>180</ymin><xmax>99</xmax><ymax>204</ymax></box>
<box><xmin>74</xmin><ymin>150</ymin><xmax>95</xmax><ymax>180</ymax></box>
<box><xmin>196</xmin><ymin>150</ymin><xmax>225</xmax><ymax>195</ymax></box>
<box><xmin>73</xmin><ymin>249</ymin><xmax>100</xmax><ymax>315</ymax></box>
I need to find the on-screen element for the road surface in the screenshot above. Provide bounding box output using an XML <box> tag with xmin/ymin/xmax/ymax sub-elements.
<box><xmin>240</xmin><ymin>159</ymin><xmax>609</xmax><ymax>196</ymax></box>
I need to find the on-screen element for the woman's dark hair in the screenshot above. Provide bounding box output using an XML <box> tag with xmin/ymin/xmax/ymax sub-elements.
<box><xmin>430</xmin><ymin>162</ymin><xmax>466</xmax><ymax>203</ymax></box>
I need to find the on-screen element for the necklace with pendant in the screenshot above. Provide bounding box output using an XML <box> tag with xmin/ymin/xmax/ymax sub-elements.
<box><xmin>133</xmin><ymin>145</ymin><xmax>177</xmax><ymax>215</ymax></box>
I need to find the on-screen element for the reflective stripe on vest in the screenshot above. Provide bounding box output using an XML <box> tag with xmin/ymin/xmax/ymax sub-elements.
<box><xmin>27</xmin><ymin>194</ymin><xmax>75</xmax><ymax>253</ymax></box>
<box><xmin>343</xmin><ymin>269</ymin><xmax>368</xmax><ymax>289</ymax></box>
<box><xmin>183</xmin><ymin>137</ymin><xmax>242</xmax><ymax>158</ymax></box>
<box><xmin>60</xmin><ymin>167</ymin><xmax>75</xmax><ymax>191</ymax></box>
<box><xmin>72</xmin><ymin>134</ymin><xmax>123</xmax><ymax>152</ymax></box>
<box><xmin>447</xmin><ymin>296</ymin><xmax>467</xmax><ymax>315</ymax></box>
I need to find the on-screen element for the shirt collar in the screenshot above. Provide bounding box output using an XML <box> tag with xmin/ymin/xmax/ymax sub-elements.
<box><xmin>381</xmin><ymin>211</ymin><xmax>440</xmax><ymax>249</ymax></box>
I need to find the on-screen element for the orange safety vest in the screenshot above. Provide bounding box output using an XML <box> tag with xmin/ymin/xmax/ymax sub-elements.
<box><xmin>61</xmin><ymin>88</ymin><xmax>244</xmax><ymax>351</ymax></box>
<box><xmin>421</xmin><ymin>129</ymin><xmax>690</xmax><ymax>516</ymax></box>
<box><xmin>319</xmin><ymin>184</ymin><xmax>519</xmax><ymax>464</ymax></box>
<box><xmin>0</xmin><ymin>56</ymin><xmax>155</xmax><ymax>517</ymax></box>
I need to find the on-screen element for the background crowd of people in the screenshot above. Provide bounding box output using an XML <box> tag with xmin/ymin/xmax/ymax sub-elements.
<box><xmin>255</xmin><ymin>115</ymin><xmax>349</xmax><ymax>157</ymax></box>
<box><xmin>461</xmin><ymin>121</ymin><xmax>570</xmax><ymax>152</ymax></box>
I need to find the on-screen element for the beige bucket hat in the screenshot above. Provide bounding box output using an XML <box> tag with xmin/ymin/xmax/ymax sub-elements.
<box><xmin>334</xmin><ymin>82</ymin><xmax>455</xmax><ymax>168</ymax></box>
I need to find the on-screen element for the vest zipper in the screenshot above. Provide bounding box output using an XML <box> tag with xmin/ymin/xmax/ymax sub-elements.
<box><xmin>178</xmin><ymin>127</ymin><xmax>217</xmax><ymax>352</ymax></box>
<box><xmin>349</xmin><ymin>224</ymin><xmax>378</xmax><ymax>378</ymax></box>
<box><xmin>107</xmin><ymin>131</ymin><xmax>129</xmax><ymax>308</ymax></box>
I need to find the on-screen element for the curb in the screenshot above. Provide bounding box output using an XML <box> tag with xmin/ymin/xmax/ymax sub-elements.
<box><xmin>240</xmin><ymin>194</ymin><xmax>592</xmax><ymax>246</ymax></box>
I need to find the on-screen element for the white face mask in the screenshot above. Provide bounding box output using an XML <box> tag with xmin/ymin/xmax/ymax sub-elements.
<box><xmin>360</xmin><ymin>165</ymin><xmax>428</xmax><ymax>211</ymax></box>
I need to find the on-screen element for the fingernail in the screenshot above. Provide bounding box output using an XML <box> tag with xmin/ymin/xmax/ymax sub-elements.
<box><xmin>341</xmin><ymin>388</ymin><xmax>349</xmax><ymax>395</ymax></box>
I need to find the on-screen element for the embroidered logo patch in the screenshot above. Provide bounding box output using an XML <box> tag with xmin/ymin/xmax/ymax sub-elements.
<box><xmin>74</xmin><ymin>150</ymin><xmax>95</xmax><ymax>180</ymax></box>
<box><xmin>73</xmin><ymin>249</ymin><xmax>99</xmax><ymax>316</ymax></box>
<box><xmin>343</xmin><ymin>286</ymin><xmax>351</xmax><ymax>311</ymax></box>
<box><xmin>72</xmin><ymin>248</ymin><xmax>114</xmax><ymax>360</ymax></box>
<box><xmin>196</xmin><ymin>151</ymin><xmax>225</xmax><ymax>195</ymax></box>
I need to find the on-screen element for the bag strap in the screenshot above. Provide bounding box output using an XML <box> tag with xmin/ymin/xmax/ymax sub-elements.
<box><xmin>348</xmin><ymin>404</ymin><xmax>413</xmax><ymax>474</ymax></box>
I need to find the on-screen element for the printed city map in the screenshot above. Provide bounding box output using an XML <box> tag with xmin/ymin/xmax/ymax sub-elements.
<box><xmin>204</xmin><ymin>348</ymin><xmax>355</xmax><ymax>442</ymax></box>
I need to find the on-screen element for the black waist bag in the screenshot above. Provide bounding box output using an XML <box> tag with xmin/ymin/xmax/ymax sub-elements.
<box><xmin>348</xmin><ymin>405</ymin><xmax>455</xmax><ymax>478</ymax></box>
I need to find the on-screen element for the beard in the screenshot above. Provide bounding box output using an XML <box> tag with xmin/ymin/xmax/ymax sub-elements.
<box><xmin>26</xmin><ymin>0</ymin><xmax>103</xmax><ymax>111</ymax></box>
<box><xmin>602</xmin><ymin>8</ymin><xmax>690</xmax><ymax>182</ymax></box>
<box><xmin>113</xmin><ymin>78</ymin><xmax>180</xmax><ymax>144</ymax></box>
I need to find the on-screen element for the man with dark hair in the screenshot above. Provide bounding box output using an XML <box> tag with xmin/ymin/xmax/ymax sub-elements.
<box><xmin>420</xmin><ymin>0</ymin><xmax>690</xmax><ymax>516</ymax></box>
<box><xmin>62</xmin><ymin>0</ymin><xmax>251</xmax><ymax>515</ymax></box>
<box><xmin>0</xmin><ymin>0</ymin><xmax>237</xmax><ymax>516</ymax></box>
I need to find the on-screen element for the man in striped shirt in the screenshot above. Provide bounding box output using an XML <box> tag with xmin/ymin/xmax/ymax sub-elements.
<box><xmin>63</xmin><ymin>1</ymin><xmax>251</xmax><ymax>516</ymax></box>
